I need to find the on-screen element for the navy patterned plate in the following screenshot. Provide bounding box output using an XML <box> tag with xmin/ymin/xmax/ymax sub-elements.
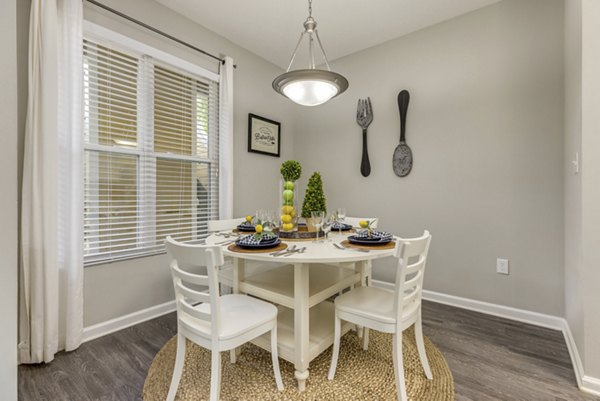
<box><xmin>237</xmin><ymin>224</ymin><xmax>256</xmax><ymax>232</ymax></box>
<box><xmin>236</xmin><ymin>238</ymin><xmax>281</xmax><ymax>249</ymax></box>
<box><xmin>347</xmin><ymin>235</ymin><xmax>392</xmax><ymax>246</ymax></box>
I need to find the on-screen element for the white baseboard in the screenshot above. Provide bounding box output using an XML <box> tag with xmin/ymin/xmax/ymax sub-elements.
<box><xmin>422</xmin><ymin>288</ymin><xmax>565</xmax><ymax>330</ymax></box>
<box><xmin>561</xmin><ymin>320</ymin><xmax>585</xmax><ymax>389</ymax></box>
<box><xmin>82</xmin><ymin>300</ymin><xmax>176</xmax><ymax>343</ymax></box>
<box><xmin>371</xmin><ymin>279</ymin><xmax>600</xmax><ymax>396</ymax></box>
<box><xmin>582</xmin><ymin>376</ymin><xmax>600</xmax><ymax>396</ymax></box>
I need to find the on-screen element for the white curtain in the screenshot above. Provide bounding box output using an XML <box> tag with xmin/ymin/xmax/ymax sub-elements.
<box><xmin>219</xmin><ymin>57</ymin><xmax>234</xmax><ymax>219</ymax></box>
<box><xmin>19</xmin><ymin>0</ymin><xmax>84</xmax><ymax>364</ymax></box>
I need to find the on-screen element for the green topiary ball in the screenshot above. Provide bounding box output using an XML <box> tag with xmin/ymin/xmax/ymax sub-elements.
<box><xmin>280</xmin><ymin>160</ymin><xmax>302</xmax><ymax>182</ymax></box>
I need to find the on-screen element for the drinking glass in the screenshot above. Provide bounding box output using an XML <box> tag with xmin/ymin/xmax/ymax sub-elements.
<box><xmin>255</xmin><ymin>209</ymin><xmax>268</xmax><ymax>226</ymax></box>
<box><xmin>311</xmin><ymin>211</ymin><xmax>325</xmax><ymax>242</ymax></box>
<box><xmin>336</xmin><ymin>207</ymin><xmax>346</xmax><ymax>234</ymax></box>
<box><xmin>322</xmin><ymin>212</ymin><xmax>334</xmax><ymax>242</ymax></box>
<box><xmin>265</xmin><ymin>210</ymin><xmax>278</xmax><ymax>233</ymax></box>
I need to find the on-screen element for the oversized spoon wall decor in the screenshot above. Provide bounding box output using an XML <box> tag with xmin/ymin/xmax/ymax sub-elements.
<box><xmin>393</xmin><ymin>90</ymin><xmax>413</xmax><ymax>177</ymax></box>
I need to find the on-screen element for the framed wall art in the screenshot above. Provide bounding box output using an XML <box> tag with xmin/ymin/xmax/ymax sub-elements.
<box><xmin>248</xmin><ymin>113</ymin><xmax>281</xmax><ymax>157</ymax></box>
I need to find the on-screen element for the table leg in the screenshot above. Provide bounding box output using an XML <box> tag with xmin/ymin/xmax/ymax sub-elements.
<box><xmin>294</xmin><ymin>263</ymin><xmax>310</xmax><ymax>391</ymax></box>
<box><xmin>231</xmin><ymin>258</ymin><xmax>245</xmax><ymax>363</ymax></box>
<box><xmin>356</xmin><ymin>260</ymin><xmax>369</xmax><ymax>345</ymax></box>
<box><xmin>232</xmin><ymin>258</ymin><xmax>245</xmax><ymax>294</ymax></box>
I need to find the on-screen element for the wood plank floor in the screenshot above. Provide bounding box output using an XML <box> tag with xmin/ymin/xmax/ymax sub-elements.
<box><xmin>18</xmin><ymin>301</ymin><xmax>599</xmax><ymax>401</ymax></box>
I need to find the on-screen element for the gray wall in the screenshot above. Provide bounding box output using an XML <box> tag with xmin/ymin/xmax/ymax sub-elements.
<box><xmin>0</xmin><ymin>0</ymin><xmax>19</xmax><ymax>398</ymax></box>
<box><xmin>82</xmin><ymin>0</ymin><xmax>296</xmax><ymax>326</ymax></box>
<box><xmin>294</xmin><ymin>0</ymin><xmax>565</xmax><ymax>316</ymax></box>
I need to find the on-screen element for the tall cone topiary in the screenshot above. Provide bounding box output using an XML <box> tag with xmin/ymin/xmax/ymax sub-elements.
<box><xmin>301</xmin><ymin>172</ymin><xmax>327</xmax><ymax>218</ymax></box>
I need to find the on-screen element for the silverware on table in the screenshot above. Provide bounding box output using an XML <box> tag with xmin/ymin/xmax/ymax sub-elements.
<box><xmin>333</xmin><ymin>242</ymin><xmax>370</xmax><ymax>253</ymax></box>
<box><xmin>357</xmin><ymin>97</ymin><xmax>374</xmax><ymax>177</ymax></box>
<box><xmin>271</xmin><ymin>245</ymin><xmax>296</xmax><ymax>257</ymax></box>
<box><xmin>214</xmin><ymin>231</ymin><xmax>239</xmax><ymax>238</ymax></box>
<box><xmin>283</xmin><ymin>246</ymin><xmax>306</xmax><ymax>256</ymax></box>
<box><xmin>215</xmin><ymin>239</ymin><xmax>236</xmax><ymax>246</ymax></box>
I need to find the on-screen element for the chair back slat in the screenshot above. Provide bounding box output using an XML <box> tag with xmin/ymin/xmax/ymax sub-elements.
<box><xmin>402</xmin><ymin>237</ymin><xmax>429</xmax><ymax>258</ymax></box>
<box><xmin>402</xmin><ymin>286</ymin><xmax>421</xmax><ymax>305</ymax></box>
<box><xmin>175</xmin><ymin>281</ymin><xmax>211</xmax><ymax>304</ymax></box>
<box><xmin>393</xmin><ymin>231</ymin><xmax>431</xmax><ymax>322</ymax></box>
<box><xmin>180</xmin><ymin>298</ymin><xmax>212</xmax><ymax>321</ymax></box>
<box><xmin>171</xmin><ymin>264</ymin><xmax>209</xmax><ymax>286</ymax></box>
<box><xmin>402</xmin><ymin>268</ymin><xmax>423</xmax><ymax>291</ymax></box>
<box><xmin>208</xmin><ymin>218</ymin><xmax>245</xmax><ymax>232</ymax></box>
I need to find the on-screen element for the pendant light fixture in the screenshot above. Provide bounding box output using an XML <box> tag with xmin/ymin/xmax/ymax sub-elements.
<box><xmin>272</xmin><ymin>0</ymin><xmax>349</xmax><ymax>106</ymax></box>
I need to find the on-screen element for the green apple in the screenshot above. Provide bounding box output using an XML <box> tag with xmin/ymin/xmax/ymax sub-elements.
<box><xmin>283</xmin><ymin>189</ymin><xmax>294</xmax><ymax>201</ymax></box>
<box><xmin>284</xmin><ymin>181</ymin><xmax>295</xmax><ymax>190</ymax></box>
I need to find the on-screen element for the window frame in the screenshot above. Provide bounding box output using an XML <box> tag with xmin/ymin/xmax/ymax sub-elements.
<box><xmin>83</xmin><ymin>22</ymin><xmax>221</xmax><ymax>266</ymax></box>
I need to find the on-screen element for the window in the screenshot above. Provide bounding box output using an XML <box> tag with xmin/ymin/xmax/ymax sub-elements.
<box><xmin>83</xmin><ymin>36</ymin><xmax>220</xmax><ymax>265</ymax></box>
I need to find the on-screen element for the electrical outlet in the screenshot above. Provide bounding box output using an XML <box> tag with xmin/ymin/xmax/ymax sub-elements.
<box><xmin>497</xmin><ymin>258</ymin><xmax>509</xmax><ymax>275</ymax></box>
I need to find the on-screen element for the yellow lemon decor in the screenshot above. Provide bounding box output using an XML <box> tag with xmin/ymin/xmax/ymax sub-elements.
<box><xmin>255</xmin><ymin>224</ymin><xmax>263</xmax><ymax>234</ymax></box>
<box><xmin>245</xmin><ymin>215</ymin><xmax>253</xmax><ymax>223</ymax></box>
<box><xmin>281</xmin><ymin>214</ymin><xmax>292</xmax><ymax>224</ymax></box>
<box><xmin>359</xmin><ymin>220</ymin><xmax>369</xmax><ymax>229</ymax></box>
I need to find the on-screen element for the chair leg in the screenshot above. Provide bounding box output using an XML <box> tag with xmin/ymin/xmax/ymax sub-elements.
<box><xmin>270</xmin><ymin>327</ymin><xmax>284</xmax><ymax>391</ymax></box>
<box><xmin>209</xmin><ymin>350</ymin><xmax>222</xmax><ymax>401</ymax></box>
<box><xmin>362</xmin><ymin>328</ymin><xmax>370</xmax><ymax>350</ymax></box>
<box><xmin>415</xmin><ymin>313</ymin><xmax>433</xmax><ymax>379</ymax></box>
<box><xmin>392</xmin><ymin>332</ymin><xmax>407</xmax><ymax>401</ymax></box>
<box><xmin>328</xmin><ymin>314</ymin><xmax>342</xmax><ymax>380</ymax></box>
<box><xmin>166</xmin><ymin>333</ymin><xmax>186</xmax><ymax>401</ymax></box>
<box><xmin>230</xmin><ymin>349</ymin><xmax>237</xmax><ymax>364</ymax></box>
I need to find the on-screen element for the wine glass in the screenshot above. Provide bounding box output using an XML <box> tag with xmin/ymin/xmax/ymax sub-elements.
<box><xmin>265</xmin><ymin>210</ymin><xmax>278</xmax><ymax>234</ymax></box>
<box><xmin>311</xmin><ymin>211</ymin><xmax>325</xmax><ymax>243</ymax></box>
<box><xmin>255</xmin><ymin>209</ymin><xmax>268</xmax><ymax>226</ymax></box>
<box><xmin>336</xmin><ymin>207</ymin><xmax>346</xmax><ymax>234</ymax></box>
<box><xmin>322</xmin><ymin>212</ymin><xmax>334</xmax><ymax>242</ymax></box>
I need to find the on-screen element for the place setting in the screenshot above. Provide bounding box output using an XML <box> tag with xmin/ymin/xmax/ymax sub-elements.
<box><xmin>339</xmin><ymin>219</ymin><xmax>396</xmax><ymax>251</ymax></box>
<box><xmin>227</xmin><ymin>211</ymin><xmax>288</xmax><ymax>254</ymax></box>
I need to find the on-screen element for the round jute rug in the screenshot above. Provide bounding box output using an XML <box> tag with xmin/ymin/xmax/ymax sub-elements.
<box><xmin>143</xmin><ymin>327</ymin><xmax>454</xmax><ymax>401</ymax></box>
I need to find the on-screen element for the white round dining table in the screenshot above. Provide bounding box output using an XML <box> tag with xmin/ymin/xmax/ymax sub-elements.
<box><xmin>206</xmin><ymin>231</ymin><xmax>397</xmax><ymax>391</ymax></box>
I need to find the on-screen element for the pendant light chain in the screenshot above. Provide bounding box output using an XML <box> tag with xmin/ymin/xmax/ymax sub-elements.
<box><xmin>308</xmin><ymin>0</ymin><xmax>312</xmax><ymax>18</ymax></box>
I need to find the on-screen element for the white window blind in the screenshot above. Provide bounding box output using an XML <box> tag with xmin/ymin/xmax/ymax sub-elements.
<box><xmin>83</xmin><ymin>38</ymin><xmax>220</xmax><ymax>265</ymax></box>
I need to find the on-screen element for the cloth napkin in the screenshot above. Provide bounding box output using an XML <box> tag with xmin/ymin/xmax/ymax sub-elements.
<box><xmin>331</xmin><ymin>222</ymin><xmax>351</xmax><ymax>230</ymax></box>
<box><xmin>236</xmin><ymin>233</ymin><xmax>277</xmax><ymax>246</ymax></box>
<box><xmin>355</xmin><ymin>230</ymin><xmax>393</xmax><ymax>241</ymax></box>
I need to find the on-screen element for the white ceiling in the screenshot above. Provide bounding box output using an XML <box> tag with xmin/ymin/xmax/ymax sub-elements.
<box><xmin>155</xmin><ymin>0</ymin><xmax>501</xmax><ymax>69</ymax></box>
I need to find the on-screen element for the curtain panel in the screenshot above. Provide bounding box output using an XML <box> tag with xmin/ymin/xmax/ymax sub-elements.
<box><xmin>19</xmin><ymin>0</ymin><xmax>84</xmax><ymax>364</ymax></box>
<box><xmin>219</xmin><ymin>56</ymin><xmax>234</xmax><ymax>219</ymax></box>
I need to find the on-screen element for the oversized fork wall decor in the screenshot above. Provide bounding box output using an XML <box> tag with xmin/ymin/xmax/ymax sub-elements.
<box><xmin>357</xmin><ymin>97</ymin><xmax>373</xmax><ymax>177</ymax></box>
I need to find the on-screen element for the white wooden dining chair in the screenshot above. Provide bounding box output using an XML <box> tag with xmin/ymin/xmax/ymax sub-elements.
<box><xmin>165</xmin><ymin>236</ymin><xmax>284</xmax><ymax>401</ymax></box>
<box><xmin>208</xmin><ymin>217</ymin><xmax>245</xmax><ymax>233</ymax></box>
<box><xmin>328</xmin><ymin>231</ymin><xmax>433</xmax><ymax>401</ymax></box>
